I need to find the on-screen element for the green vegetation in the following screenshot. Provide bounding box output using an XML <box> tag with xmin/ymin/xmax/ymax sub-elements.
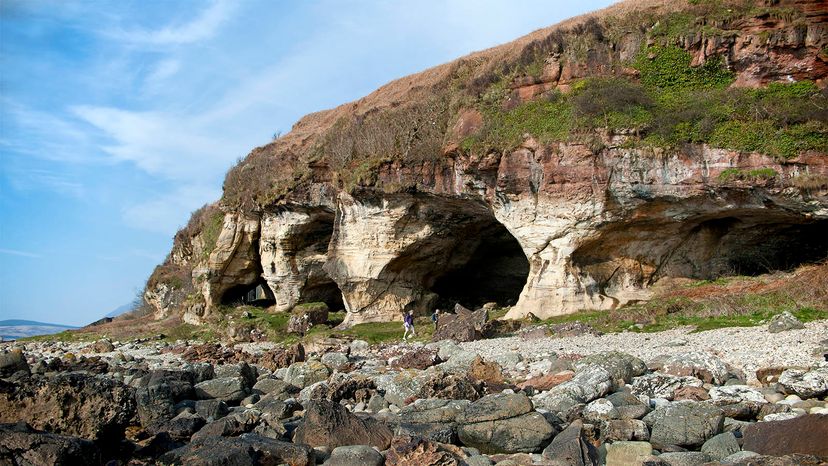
<box><xmin>200</xmin><ymin>210</ymin><xmax>225</xmax><ymax>259</ymax></box>
<box><xmin>718</xmin><ymin>168</ymin><xmax>778</xmax><ymax>183</ymax></box>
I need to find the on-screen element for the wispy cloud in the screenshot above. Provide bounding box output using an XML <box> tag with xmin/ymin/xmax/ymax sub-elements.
<box><xmin>121</xmin><ymin>184</ymin><xmax>221</xmax><ymax>234</ymax></box>
<box><xmin>0</xmin><ymin>248</ymin><xmax>42</xmax><ymax>259</ymax></box>
<box><xmin>5</xmin><ymin>168</ymin><xmax>86</xmax><ymax>199</ymax></box>
<box><xmin>109</xmin><ymin>0</ymin><xmax>235</xmax><ymax>46</ymax></box>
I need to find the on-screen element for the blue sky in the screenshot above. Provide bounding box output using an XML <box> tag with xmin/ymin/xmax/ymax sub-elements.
<box><xmin>0</xmin><ymin>0</ymin><xmax>615</xmax><ymax>326</ymax></box>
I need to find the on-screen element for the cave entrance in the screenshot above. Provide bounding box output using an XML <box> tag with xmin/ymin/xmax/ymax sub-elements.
<box><xmin>430</xmin><ymin>221</ymin><xmax>530</xmax><ymax>310</ymax></box>
<box><xmin>220</xmin><ymin>280</ymin><xmax>275</xmax><ymax>307</ymax></box>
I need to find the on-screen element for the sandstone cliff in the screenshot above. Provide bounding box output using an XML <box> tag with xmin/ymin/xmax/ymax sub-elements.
<box><xmin>144</xmin><ymin>0</ymin><xmax>828</xmax><ymax>327</ymax></box>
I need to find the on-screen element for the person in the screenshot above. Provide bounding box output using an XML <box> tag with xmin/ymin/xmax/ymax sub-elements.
<box><xmin>431</xmin><ymin>308</ymin><xmax>440</xmax><ymax>329</ymax></box>
<box><xmin>403</xmin><ymin>310</ymin><xmax>416</xmax><ymax>341</ymax></box>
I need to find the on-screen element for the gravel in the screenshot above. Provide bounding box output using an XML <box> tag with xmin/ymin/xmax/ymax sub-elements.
<box><xmin>460</xmin><ymin>320</ymin><xmax>828</xmax><ymax>383</ymax></box>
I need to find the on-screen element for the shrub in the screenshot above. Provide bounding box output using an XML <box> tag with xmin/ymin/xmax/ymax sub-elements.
<box><xmin>718</xmin><ymin>168</ymin><xmax>778</xmax><ymax>183</ymax></box>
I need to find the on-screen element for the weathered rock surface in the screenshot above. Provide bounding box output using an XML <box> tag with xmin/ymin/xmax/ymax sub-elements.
<box><xmin>0</xmin><ymin>422</ymin><xmax>100</xmax><ymax>466</ymax></box>
<box><xmin>159</xmin><ymin>433</ymin><xmax>315</xmax><ymax>466</ymax></box>
<box><xmin>541</xmin><ymin>420</ymin><xmax>599</xmax><ymax>465</ymax></box>
<box><xmin>457</xmin><ymin>393</ymin><xmax>554</xmax><ymax>453</ymax></box>
<box><xmin>644</xmin><ymin>401</ymin><xmax>724</xmax><ymax>448</ymax></box>
<box><xmin>742</xmin><ymin>414</ymin><xmax>828</xmax><ymax>457</ymax></box>
<box><xmin>768</xmin><ymin>312</ymin><xmax>805</xmax><ymax>333</ymax></box>
<box><xmin>292</xmin><ymin>399</ymin><xmax>393</xmax><ymax>449</ymax></box>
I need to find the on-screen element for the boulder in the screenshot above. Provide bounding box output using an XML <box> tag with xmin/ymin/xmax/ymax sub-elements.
<box><xmin>604</xmin><ymin>441</ymin><xmax>653</xmax><ymax>466</ymax></box>
<box><xmin>432</xmin><ymin>304</ymin><xmax>488</xmax><ymax>343</ymax></box>
<box><xmin>0</xmin><ymin>422</ymin><xmax>100</xmax><ymax>466</ymax></box>
<box><xmin>385</xmin><ymin>435</ymin><xmax>466</xmax><ymax>465</ymax></box>
<box><xmin>252</xmin><ymin>378</ymin><xmax>292</xmax><ymax>396</ymax></box>
<box><xmin>673</xmin><ymin>386</ymin><xmax>710</xmax><ymax>401</ymax></box>
<box><xmin>156</xmin><ymin>412</ymin><xmax>207</xmax><ymax>441</ymax></box>
<box><xmin>541</xmin><ymin>420</ymin><xmax>599</xmax><ymax>465</ymax></box>
<box><xmin>142</xmin><ymin>369</ymin><xmax>198</xmax><ymax>402</ymax></box>
<box><xmin>159</xmin><ymin>433</ymin><xmax>314</xmax><ymax>466</ymax></box>
<box><xmin>457</xmin><ymin>393</ymin><xmax>554</xmax><ymax>453</ymax></box>
<box><xmin>601</xmin><ymin>419</ymin><xmax>650</xmax><ymax>442</ymax></box>
<box><xmin>645</xmin><ymin>401</ymin><xmax>724</xmax><ymax>448</ymax></box>
<box><xmin>191</xmin><ymin>411</ymin><xmax>261</xmax><ymax>441</ymax></box>
<box><xmin>630</xmin><ymin>372</ymin><xmax>704</xmax><ymax>400</ymax></box>
<box><xmin>742</xmin><ymin>414</ymin><xmax>828</xmax><ymax>457</ymax></box>
<box><xmin>0</xmin><ymin>372</ymin><xmax>135</xmax><ymax>442</ymax></box>
<box><xmin>136</xmin><ymin>383</ymin><xmax>177</xmax><ymax>430</ymax></box>
<box><xmin>777</xmin><ymin>367</ymin><xmax>828</xmax><ymax>398</ymax></box>
<box><xmin>214</xmin><ymin>362</ymin><xmax>258</xmax><ymax>389</ymax></box>
<box><xmin>374</xmin><ymin>370</ymin><xmax>433</xmax><ymax>406</ymax></box>
<box><xmin>292</xmin><ymin>399</ymin><xmax>393</xmax><ymax>449</ymax></box>
<box><xmin>533</xmin><ymin>365</ymin><xmax>614</xmax><ymax>416</ymax></box>
<box><xmin>701</xmin><ymin>432</ymin><xmax>740</xmax><ymax>461</ymax></box>
<box><xmin>574</xmin><ymin>351</ymin><xmax>647</xmax><ymax>384</ymax></box>
<box><xmin>257</xmin><ymin>343</ymin><xmax>305</xmax><ymax>371</ymax></box>
<box><xmin>657</xmin><ymin>352</ymin><xmax>730</xmax><ymax>385</ymax></box>
<box><xmin>325</xmin><ymin>445</ymin><xmax>384</xmax><ymax>466</ymax></box>
<box><xmin>457</xmin><ymin>393</ymin><xmax>533</xmax><ymax>424</ymax></box>
<box><xmin>767</xmin><ymin>311</ymin><xmax>805</xmax><ymax>333</ymax></box>
<box><xmin>399</xmin><ymin>399</ymin><xmax>470</xmax><ymax>424</ymax></box>
<box><xmin>321</xmin><ymin>352</ymin><xmax>350</xmax><ymax>371</ymax></box>
<box><xmin>518</xmin><ymin>371</ymin><xmax>575</xmax><ymax>391</ymax></box>
<box><xmin>391</xmin><ymin>347</ymin><xmax>441</xmax><ymax>370</ymax></box>
<box><xmin>194</xmin><ymin>399</ymin><xmax>230</xmax><ymax>421</ymax></box>
<box><xmin>0</xmin><ymin>349</ymin><xmax>30</xmax><ymax>377</ymax></box>
<box><xmin>468</xmin><ymin>356</ymin><xmax>505</xmax><ymax>385</ymax></box>
<box><xmin>194</xmin><ymin>377</ymin><xmax>248</xmax><ymax>402</ymax></box>
<box><xmin>708</xmin><ymin>385</ymin><xmax>767</xmax><ymax>405</ymax></box>
<box><xmin>91</xmin><ymin>339</ymin><xmax>115</xmax><ymax>353</ymax></box>
<box><xmin>582</xmin><ymin>398</ymin><xmax>618</xmax><ymax>423</ymax></box>
<box><xmin>283</xmin><ymin>361</ymin><xmax>330</xmax><ymax>389</ymax></box>
<box><xmin>417</xmin><ymin>372</ymin><xmax>483</xmax><ymax>403</ymax></box>
<box><xmin>656</xmin><ymin>452</ymin><xmax>711</xmax><ymax>465</ymax></box>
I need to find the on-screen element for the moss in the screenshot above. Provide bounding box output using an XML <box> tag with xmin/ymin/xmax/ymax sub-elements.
<box><xmin>718</xmin><ymin>167</ymin><xmax>778</xmax><ymax>183</ymax></box>
<box><xmin>634</xmin><ymin>46</ymin><xmax>734</xmax><ymax>90</ymax></box>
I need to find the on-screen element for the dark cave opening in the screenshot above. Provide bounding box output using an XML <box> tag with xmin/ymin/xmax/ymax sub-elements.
<box><xmin>722</xmin><ymin>218</ymin><xmax>828</xmax><ymax>276</ymax></box>
<box><xmin>300</xmin><ymin>279</ymin><xmax>346</xmax><ymax>311</ymax></box>
<box><xmin>429</xmin><ymin>219</ymin><xmax>530</xmax><ymax>311</ymax></box>
<box><xmin>291</xmin><ymin>209</ymin><xmax>346</xmax><ymax>311</ymax></box>
<box><xmin>220</xmin><ymin>280</ymin><xmax>275</xmax><ymax>307</ymax></box>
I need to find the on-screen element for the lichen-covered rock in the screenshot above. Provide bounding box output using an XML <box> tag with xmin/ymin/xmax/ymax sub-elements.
<box><xmin>777</xmin><ymin>367</ymin><xmax>828</xmax><ymax>398</ymax></box>
<box><xmin>541</xmin><ymin>420</ymin><xmax>599</xmax><ymax>465</ymax></box>
<box><xmin>631</xmin><ymin>372</ymin><xmax>704</xmax><ymax>400</ymax></box>
<box><xmin>283</xmin><ymin>360</ymin><xmax>330</xmax><ymax>389</ymax></box>
<box><xmin>574</xmin><ymin>351</ymin><xmax>646</xmax><ymax>384</ymax></box>
<box><xmin>645</xmin><ymin>401</ymin><xmax>724</xmax><ymax>448</ymax></box>
<box><xmin>325</xmin><ymin>444</ymin><xmax>384</xmax><ymax>466</ymax></box>
<box><xmin>456</xmin><ymin>393</ymin><xmax>554</xmax><ymax>453</ymax></box>
<box><xmin>292</xmin><ymin>399</ymin><xmax>393</xmax><ymax>449</ymax></box>
<box><xmin>657</xmin><ymin>352</ymin><xmax>730</xmax><ymax>385</ymax></box>
<box><xmin>767</xmin><ymin>312</ymin><xmax>805</xmax><ymax>333</ymax></box>
<box><xmin>194</xmin><ymin>377</ymin><xmax>248</xmax><ymax>402</ymax></box>
<box><xmin>701</xmin><ymin>432</ymin><xmax>740</xmax><ymax>461</ymax></box>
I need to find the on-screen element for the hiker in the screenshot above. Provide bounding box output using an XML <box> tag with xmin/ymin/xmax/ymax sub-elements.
<box><xmin>431</xmin><ymin>308</ymin><xmax>440</xmax><ymax>329</ymax></box>
<box><xmin>403</xmin><ymin>310</ymin><xmax>416</xmax><ymax>341</ymax></box>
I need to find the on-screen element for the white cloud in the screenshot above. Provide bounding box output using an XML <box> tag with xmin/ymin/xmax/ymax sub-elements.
<box><xmin>110</xmin><ymin>0</ymin><xmax>235</xmax><ymax>45</ymax></box>
<box><xmin>121</xmin><ymin>184</ymin><xmax>221</xmax><ymax>234</ymax></box>
<box><xmin>145</xmin><ymin>59</ymin><xmax>181</xmax><ymax>87</ymax></box>
<box><xmin>5</xmin><ymin>168</ymin><xmax>86</xmax><ymax>199</ymax></box>
<box><xmin>0</xmin><ymin>248</ymin><xmax>42</xmax><ymax>259</ymax></box>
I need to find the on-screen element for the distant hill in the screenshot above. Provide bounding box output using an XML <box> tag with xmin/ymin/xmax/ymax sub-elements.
<box><xmin>105</xmin><ymin>303</ymin><xmax>133</xmax><ymax>318</ymax></box>
<box><xmin>0</xmin><ymin>319</ymin><xmax>77</xmax><ymax>340</ymax></box>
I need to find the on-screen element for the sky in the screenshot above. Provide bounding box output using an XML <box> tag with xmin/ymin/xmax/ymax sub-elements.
<box><xmin>0</xmin><ymin>0</ymin><xmax>615</xmax><ymax>326</ymax></box>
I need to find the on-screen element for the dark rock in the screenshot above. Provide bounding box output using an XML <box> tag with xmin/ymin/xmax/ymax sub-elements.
<box><xmin>191</xmin><ymin>411</ymin><xmax>260</xmax><ymax>441</ymax></box>
<box><xmin>313</xmin><ymin>372</ymin><xmax>376</xmax><ymax>403</ymax></box>
<box><xmin>0</xmin><ymin>372</ymin><xmax>135</xmax><ymax>442</ymax></box>
<box><xmin>252</xmin><ymin>378</ymin><xmax>291</xmax><ymax>396</ymax></box>
<box><xmin>644</xmin><ymin>401</ymin><xmax>724</xmax><ymax>448</ymax></box>
<box><xmin>91</xmin><ymin>339</ymin><xmax>115</xmax><ymax>353</ymax></box>
<box><xmin>396</xmin><ymin>422</ymin><xmax>457</xmax><ymax>444</ymax></box>
<box><xmin>416</xmin><ymin>373</ymin><xmax>483</xmax><ymax>401</ymax></box>
<box><xmin>0</xmin><ymin>422</ymin><xmax>100</xmax><ymax>465</ymax></box>
<box><xmin>214</xmin><ymin>362</ymin><xmax>258</xmax><ymax>390</ymax></box>
<box><xmin>391</xmin><ymin>347</ymin><xmax>441</xmax><ymax>370</ymax></box>
<box><xmin>143</xmin><ymin>369</ymin><xmax>197</xmax><ymax>402</ymax></box>
<box><xmin>292</xmin><ymin>399</ymin><xmax>393</xmax><ymax>449</ymax></box>
<box><xmin>457</xmin><ymin>393</ymin><xmax>554</xmax><ymax>453</ymax></box>
<box><xmin>432</xmin><ymin>304</ymin><xmax>488</xmax><ymax>343</ymax></box>
<box><xmin>457</xmin><ymin>393</ymin><xmax>533</xmax><ymax>424</ymax></box>
<box><xmin>194</xmin><ymin>376</ymin><xmax>248</xmax><ymax>402</ymax></box>
<box><xmin>159</xmin><ymin>433</ymin><xmax>314</xmax><ymax>466</ymax></box>
<box><xmin>385</xmin><ymin>435</ymin><xmax>465</xmax><ymax>465</ymax></box>
<box><xmin>701</xmin><ymin>432</ymin><xmax>740</xmax><ymax>461</ymax></box>
<box><xmin>136</xmin><ymin>383</ymin><xmax>177</xmax><ymax>430</ymax></box>
<box><xmin>742</xmin><ymin>414</ymin><xmax>828</xmax><ymax>457</ymax></box>
<box><xmin>194</xmin><ymin>399</ymin><xmax>230</xmax><ymax>421</ymax></box>
<box><xmin>541</xmin><ymin>419</ymin><xmax>599</xmax><ymax>465</ymax></box>
<box><xmin>157</xmin><ymin>412</ymin><xmax>206</xmax><ymax>441</ymax></box>
<box><xmin>724</xmin><ymin>454</ymin><xmax>828</xmax><ymax>465</ymax></box>
<box><xmin>0</xmin><ymin>349</ymin><xmax>30</xmax><ymax>377</ymax></box>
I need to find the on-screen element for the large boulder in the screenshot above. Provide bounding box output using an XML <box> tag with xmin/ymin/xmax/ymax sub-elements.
<box><xmin>0</xmin><ymin>422</ymin><xmax>100</xmax><ymax>466</ymax></box>
<box><xmin>397</xmin><ymin>398</ymin><xmax>470</xmax><ymax>443</ymax></box>
<box><xmin>604</xmin><ymin>441</ymin><xmax>653</xmax><ymax>466</ymax></box>
<box><xmin>457</xmin><ymin>393</ymin><xmax>554</xmax><ymax>453</ymax></box>
<box><xmin>136</xmin><ymin>383</ymin><xmax>177</xmax><ymax>430</ymax></box>
<box><xmin>417</xmin><ymin>372</ymin><xmax>483</xmax><ymax>401</ymax></box>
<box><xmin>283</xmin><ymin>361</ymin><xmax>330</xmax><ymax>389</ymax></box>
<box><xmin>777</xmin><ymin>367</ymin><xmax>828</xmax><ymax>398</ymax></box>
<box><xmin>194</xmin><ymin>377</ymin><xmax>248</xmax><ymax>402</ymax></box>
<box><xmin>432</xmin><ymin>304</ymin><xmax>488</xmax><ymax>343</ymax></box>
<box><xmin>767</xmin><ymin>311</ymin><xmax>805</xmax><ymax>333</ymax></box>
<box><xmin>0</xmin><ymin>349</ymin><xmax>30</xmax><ymax>377</ymax></box>
<box><xmin>533</xmin><ymin>365</ymin><xmax>614</xmax><ymax>416</ymax></box>
<box><xmin>644</xmin><ymin>401</ymin><xmax>724</xmax><ymax>448</ymax></box>
<box><xmin>390</xmin><ymin>347</ymin><xmax>441</xmax><ymax>370</ymax></box>
<box><xmin>257</xmin><ymin>343</ymin><xmax>305</xmax><ymax>371</ymax></box>
<box><xmin>325</xmin><ymin>445</ymin><xmax>384</xmax><ymax>466</ymax></box>
<box><xmin>656</xmin><ymin>352</ymin><xmax>730</xmax><ymax>385</ymax></box>
<box><xmin>0</xmin><ymin>373</ymin><xmax>135</xmax><ymax>442</ymax></box>
<box><xmin>159</xmin><ymin>433</ymin><xmax>314</xmax><ymax>466</ymax></box>
<box><xmin>701</xmin><ymin>432</ymin><xmax>740</xmax><ymax>461</ymax></box>
<box><xmin>574</xmin><ymin>352</ymin><xmax>646</xmax><ymax>384</ymax></box>
<box><xmin>287</xmin><ymin>303</ymin><xmax>329</xmax><ymax>334</ymax></box>
<box><xmin>742</xmin><ymin>414</ymin><xmax>828</xmax><ymax>457</ymax></box>
<box><xmin>374</xmin><ymin>369</ymin><xmax>434</xmax><ymax>406</ymax></box>
<box><xmin>630</xmin><ymin>372</ymin><xmax>704</xmax><ymax>401</ymax></box>
<box><xmin>292</xmin><ymin>399</ymin><xmax>393</xmax><ymax>449</ymax></box>
<box><xmin>384</xmin><ymin>435</ymin><xmax>466</xmax><ymax>466</ymax></box>
<box><xmin>541</xmin><ymin>420</ymin><xmax>599</xmax><ymax>465</ymax></box>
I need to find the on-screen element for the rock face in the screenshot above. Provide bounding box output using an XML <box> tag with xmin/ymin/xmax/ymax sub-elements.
<box><xmin>457</xmin><ymin>393</ymin><xmax>555</xmax><ymax>453</ymax></box>
<box><xmin>742</xmin><ymin>414</ymin><xmax>828</xmax><ymax>457</ymax></box>
<box><xmin>143</xmin><ymin>0</ymin><xmax>828</xmax><ymax>326</ymax></box>
<box><xmin>0</xmin><ymin>422</ymin><xmax>100</xmax><ymax>466</ymax></box>
<box><xmin>292</xmin><ymin>399</ymin><xmax>393</xmax><ymax>449</ymax></box>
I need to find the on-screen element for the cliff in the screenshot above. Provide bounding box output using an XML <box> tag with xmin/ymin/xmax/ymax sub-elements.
<box><xmin>143</xmin><ymin>0</ymin><xmax>828</xmax><ymax>328</ymax></box>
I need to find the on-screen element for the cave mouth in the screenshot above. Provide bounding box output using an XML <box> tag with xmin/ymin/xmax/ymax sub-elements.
<box><xmin>220</xmin><ymin>280</ymin><xmax>275</xmax><ymax>307</ymax></box>
<box><xmin>428</xmin><ymin>216</ymin><xmax>530</xmax><ymax>311</ymax></box>
<box><xmin>722</xmin><ymin>218</ymin><xmax>828</xmax><ymax>277</ymax></box>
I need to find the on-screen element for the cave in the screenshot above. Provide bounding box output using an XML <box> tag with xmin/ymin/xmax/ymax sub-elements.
<box><xmin>572</xmin><ymin>209</ymin><xmax>828</xmax><ymax>296</ymax></box>
<box><xmin>429</xmin><ymin>221</ymin><xmax>530</xmax><ymax>310</ymax></box>
<box><xmin>220</xmin><ymin>280</ymin><xmax>275</xmax><ymax>307</ymax></box>
<box><xmin>377</xmin><ymin>195</ymin><xmax>531</xmax><ymax>313</ymax></box>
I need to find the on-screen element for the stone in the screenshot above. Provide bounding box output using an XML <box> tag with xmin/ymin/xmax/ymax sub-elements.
<box><xmin>432</xmin><ymin>304</ymin><xmax>488</xmax><ymax>343</ymax></box>
<box><xmin>468</xmin><ymin>356</ymin><xmax>505</xmax><ymax>385</ymax></box>
<box><xmin>91</xmin><ymin>339</ymin><xmax>115</xmax><ymax>353</ymax></box>
<box><xmin>136</xmin><ymin>383</ymin><xmax>177</xmax><ymax>430</ymax></box>
<box><xmin>288</xmin><ymin>302</ymin><xmax>329</xmax><ymax>334</ymax></box>
<box><xmin>385</xmin><ymin>435</ymin><xmax>465</xmax><ymax>465</ymax></box>
<box><xmin>417</xmin><ymin>372</ymin><xmax>483</xmax><ymax>402</ymax></box>
<box><xmin>159</xmin><ymin>433</ymin><xmax>314</xmax><ymax>465</ymax></box>
<box><xmin>533</xmin><ymin>365</ymin><xmax>614</xmax><ymax>416</ymax></box>
<box><xmin>631</xmin><ymin>373</ymin><xmax>704</xmax><ymax>401</ymax></box>
<box><xmin>214</xmin><ymin>362</ymin><xmax>258</xmax><ymax>389</ymax></box>
<box><xmin>658</xmin><ymin>352</ymin><xmax>730</xmax><ymax>385</ymax></box>
<box><xmin>194</xmin><ymin>399</ymin><xmax>229</xmax><ymax>421</ymax></box>
<box><xmin>583</xmin><ymin>398</ymin><xmax>618</xmax><ymax>423</ymax></box>
<box><xmin>742</xmin><ymin>414</ymin><xmax>828</xmax><ymax>457</ymax></box>
<box><xmin>645</xmin><ymin>401</ymin><xmax>724</xmax><ymax>448</ymax></box>
<box><xmin>721</xmin><ymin>451</ymin><xmax>760</xmax><ymax>463</ymax></box>
<box><xmin>457</xmin><ymin>393</ymin><xmax>533</xmax><ymax>424</ymax></box>
<box><xmin>604</xmin><ymin>441</ymin><xmax>653</xmax><ymax>466</ymax></box>
<box><xmin>0</xmin><ymin>422</ymin><xmax>100</xmax><ymax>466</ymax></box>
<box><xmin>252</xmin><ymin>377</ymin><xmax>291</xmax><ymax>396</ymax></box>
<box><xmin>518</xmin><ymin>371</ymin><xmax>575</xmax><ymax>391</ymax></box>
<box><xmin>283</xmin><ymin>360</ymin><xmax>330</xmax><ymax>389</ymax></box>
<box><xmin>541</xmin><ymin>420</ymin><xmax>599</xmax><ymax>465</ymax></box>
<box><xmin>574</xmin><ymin>351</ymin><xmax>647</xmax><ymax>384</ymax></box>
<box><xmin>367</xmin><ymin>394</ymin><xmax>388</xmax><ymax>413</ymax></box>
<box><xmin>701</xmin><ymin>432</ymin><xmax>740</xmax><ymax>461</ymax></box>
<box><xmin>0</xmin><ymin>349</ymin><xmax>30</xmax><ymax>377</ymax></box>
<box><xmin>656</xmin><ymin>452</ymin><xmax>711</xmax><ymax>465</ymax></box>
<box><xmin>601</xmin><ymin>419</ymin><xmax>650</xmax><ymax>442</ymax></box>
<box><xmin>321</xmin><ymin>352</ymin><xmax>350</xmax><ymax>371</ymax></box>
<box><xmin>257</xmin><ymin>343</ymin><xmax>306</xmax><ymax>371</ymax></box>
<box><xmin>708</xmin><ymin>385</ymin><xmax>767</xmax><ymax>405</ymax></box>
<box><xmin>157</xmin><ymin>412</ymin><xmax>207</xmax><ymax>441</ymax></box>
<box><xmin>325</xmin><ymin>445</ymin><xmax>384</xmax><ymax>466</ymax></box>
<box><xmin>400</xmin><ymin>398</ymin><xmax>471</xmax><ymax>424</ymax></box>
<box><xmin>767</xmin><ymin>311</ymin><xmax>805</xmax><ymax>333</ymax></box>
<box><xmin>0</xmin><ymin>372</ymin><xmax>135</xmax><ymax>442</ymax></box>
<box><xmin>777</xmin><ymin>367</ymin><xmax>828</xmax><ymax>398</ymax></box>
<box><xmin>292</xmin><ymin>399</ymin><xmax>393</xmax><ymax>449</ymax></box>
<box><xmin>458</xmin><ymin>411</ymin><xmax>554</xmax><ymax>454</ymax></box>
<box><xmin>349</xmin><ymin>340</ymin><xmax>370</xmax><ymax>356</ymax></box>
<box><xmin>191</xmin><ymin>410</ymin><xmax>260</xmax><ymax>440</ymax></box>
<box><xmin>391</xmin><ymin>347</ymin><xmax>441</xmax><ymax>370</ymax></box>
<box><xmin>194</xmin><ymin>377</ymin><xmax>248</xmax><ymax>402</ymax></box>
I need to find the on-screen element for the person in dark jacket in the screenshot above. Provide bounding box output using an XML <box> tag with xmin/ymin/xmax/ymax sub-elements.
<box><xmin>403</xmin><ymin>310</ymin><xmax>416</xmax><ymax>341</ymax></box>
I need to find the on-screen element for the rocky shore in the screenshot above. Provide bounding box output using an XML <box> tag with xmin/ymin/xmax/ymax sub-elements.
<box><xmin>2</xmin><ymin>317</ymin><xmax>827</xmax><ymax>465</ymax></box>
